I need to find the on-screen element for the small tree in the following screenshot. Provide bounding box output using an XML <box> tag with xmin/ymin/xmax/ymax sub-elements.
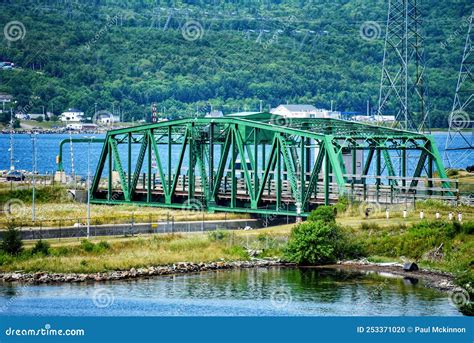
<box><xmin>308</xmin><ymin>206</ymin><xmax>336</xmax><ymax>223</ymax></box>
<box><xmin>1</xmin><ymin>221</ymin><xmax>23</xmax><ymax>255</ymax></box>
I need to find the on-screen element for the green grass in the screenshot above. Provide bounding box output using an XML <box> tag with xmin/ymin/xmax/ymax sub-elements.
<box><xmin>0</xmin><ymin>233</ymin><xmax>251</xmax><ymax>273</ymax></box>
<box><xmin>0</xmin><ymin>185</ymin><xmax>248</xmax><ymax>227</ymax></box>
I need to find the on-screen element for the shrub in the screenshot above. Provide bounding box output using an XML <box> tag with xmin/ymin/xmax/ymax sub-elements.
<box><xmin>80</xmin><ymin>239</ymin><xmax>95</xmax><ymax>252</ymax></box>
<box><xmin>31</xmin><ymin>240</ymin><xmax>50</xmax><ymax>255</ymax></box>
<box><xmin>285</xmin><ymin>221</ymin><xmax>341</xmax><ymax>264</ymax></box>
<box><xmin>80</xmin><ymin>239</ymin><xmax>110</xmax><ymax>253</ymax></box>
<box><xmin>334</xmin><ymin>196</ymin><xmax>349</xmax><ymax>214</ymax></box>
<box><xmin>0</xmin><ymin>222</ymin><xmax>23</xmax><ymax>255</ymax></box>
<box><xmin>208</xmin><ymin>230</ymin><xmax>229</xmax><ymax>241</ymax></box>
<box><xmin>308</xmin><ymin>206</ymin><xmax>336</xmax><ymax>223</ymax></box>
<box><xmin>461</xmin><ymin>221</ymin><xmax>474</xmax><ymax>235</ymax></box>
<box><xmin>97</xmin><ymin>241</ymin><xmax>110</xmax><ymax>250</ymax></box>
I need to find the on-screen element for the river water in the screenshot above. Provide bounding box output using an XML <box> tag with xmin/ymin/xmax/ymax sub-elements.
<box><xmin>0</xmin><ymin>267</ymin><xmax>461</xmax><ymax>316</ymax></box>
<box><xmin>0</xmin><ymin>132</ymin><xmax>470</xmax><ymax>177</ymax></box>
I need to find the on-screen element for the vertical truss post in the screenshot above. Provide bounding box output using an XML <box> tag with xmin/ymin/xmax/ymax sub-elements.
<box><xmin>401</xmin><ymin>140</ymin><xmax>407</xmax><ymax>189</ymax></box>
<box><xmin>324</xmin><ymin>149</ymin><xmax>330</xmax><ymax>205</ymax></box>
<box><xmin>168</xmin><ymin>126</ymin><xmax>172</xmax><ymax>197</ymax></box>
<box><xmin>188</xmin><ymin>125</ymin><xmax>194</xmax><ymax>201</ymax></box>
<box><xmin>363</xmin><ymin>146</ymin><xmax>375</xmax><ymax>201</ymax></box>
<box><xmin>351</xmin><ymin>143</ymin><xmax>356</xmax><ymax>198</ymax></box>
<box><xmin>300</xmin><ymin>137</ymin><xmax>305</xmax><ymax>208</ymax></box>
<box><xmin>254</xmin><ymin>128</ymin><xmax>259</xmax><ymax>205</ymax></box>
<box><xmin>107</xmin><ymin>140</ymin><xmax>112</xmax><ymax>201</ymax></box>
<box><xmin>127</xmin><ymin>133</ymin><xmax>131</xmax><ymax>193</ymax></box>
<box><xmin>147</xmin><ymin>132</ymin><xmax>152</xmax><ymax>202</ymax></box>
<box><xmin>209</xmin><ymin>123</ymin><xmax>214</xmax><ymax>199</ymax></box>
<box><xmin>276</xmin><ymin>135</ymin><xmax>282</xmax><ymax>209</ymax></box>
<box><xmin>230</xmin><ymin>130</ymin><xmax>236</xmax><ymax>208</ymax></box>
<box><xmin>376</xmin><ymin>146</ymin><xmax>381</xmax><ymax>202</ymax></box>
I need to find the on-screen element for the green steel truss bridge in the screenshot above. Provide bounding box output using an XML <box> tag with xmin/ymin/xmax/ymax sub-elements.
<box><xmin>86</xmin><ymin>113</ymin><xmax>455</xmax><ymax>217</ymax></box>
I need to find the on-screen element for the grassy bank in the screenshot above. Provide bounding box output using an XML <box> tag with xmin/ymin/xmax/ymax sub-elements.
<box><xmin>0</xmin><ymin>228</ymin><xmax>287</xmax><ymax>273</ymax></box>
<box><xmin>0</xmin><ymin>185</ymin><xmax>248</xmax><ymax>227</ymax></box>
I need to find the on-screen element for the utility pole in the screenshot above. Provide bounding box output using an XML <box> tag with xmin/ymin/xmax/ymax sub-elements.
<box><xmin>9</xmin><ymin>108</ymin><xmax>14</xmax><ymax>171</ymax></box>
<box><xmin>377</xmin><ymin>0</ymin><xmax>428</xmax><ymax>132</ymax></box>
<box><xmin>443</xmin><ymin>13</ymin><xmax>473</xmax><ymax>168</ymax></box>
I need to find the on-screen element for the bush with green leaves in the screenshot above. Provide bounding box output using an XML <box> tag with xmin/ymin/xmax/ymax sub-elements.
<box><xmin>31</xmin><ymin>240</ymin><xmax>50</xmax><ymax>255</ymax></box>
<box><xmin>284</xmin><ymin>220</ymin><xmax>342</xmax><ymax>264</ymax></box>
<box><xmin>307</xmin><ymin>206</ymin><xmax>336</xmax><ymax>223</ymax></box>
<box><xmin>0</xmin><ymin>222</ymin><xmax>23</xmax><ymax>255</ymax></box>
<box><xmin>80</xmin><ymin>239</ymin><xmax>110</xmax><ymax>253</ymax></box>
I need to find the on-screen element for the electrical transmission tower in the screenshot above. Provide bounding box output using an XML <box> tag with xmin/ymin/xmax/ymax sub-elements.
<box><xmin>377</xmin><ymin>0</ymin><xmax>428</xmax><ymax>132</ymax></box>
<box><xmin>443</xmin><ymin>13</ymin><xmax>473</xmax><ymax>168</ymax></box>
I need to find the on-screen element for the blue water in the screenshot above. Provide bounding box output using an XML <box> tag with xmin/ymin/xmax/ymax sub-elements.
<box><xmin>0</xmin><ymin>132</ymin><xmax>470</xmax><ymax>177</ymax></box>
<box><xmin>0</xmin><ymin>267</ymin><xmax>461</xmax><ymax>316</ymax></box>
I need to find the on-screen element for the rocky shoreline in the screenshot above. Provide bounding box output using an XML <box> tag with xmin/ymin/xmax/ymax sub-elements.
<box><xmin>0</xmin><ymin>258</ymin><xmax>462</xmax><ymax>294</ymax></box>
<box><xmin>0</xmin><ymin>259</ymin><xmax>287</xmax><ymax>284</ymax></box>
<box><xmin>334</xmin><ymin>260</ymin><xmax>459</xmax><ymax>292</ymax></box>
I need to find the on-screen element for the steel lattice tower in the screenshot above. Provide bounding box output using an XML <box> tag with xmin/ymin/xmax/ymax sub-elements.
<box><xmin>377</xmin><ymin>0</ymin><xmax>428</xmax><ymax>132</ymax></box>
<box><xmin>443</xmin><ymin>13</ymin><xmax>473</xmax><ymax>168</ymax></box>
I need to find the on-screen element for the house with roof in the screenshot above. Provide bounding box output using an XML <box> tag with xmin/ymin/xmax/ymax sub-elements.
<box><xmin>60</xmin><ymin>108</ymin><xmax>84</xmax><ymax>122</ymax></box>
<box><xmin>205</xmin><ymin>110</ymin><xmax>224</xmax><ymax>118</ymax></box>
<box><xmin>270</xmin><ymin>104</ymin><xmax>341</xmax><ymax>119</ymax></box>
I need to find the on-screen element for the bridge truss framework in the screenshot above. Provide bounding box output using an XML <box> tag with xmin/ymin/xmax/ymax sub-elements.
<box><xmin>88</xmin><ymin>114</ymin><xmax>453</xmax><ymax>217</ymax></box>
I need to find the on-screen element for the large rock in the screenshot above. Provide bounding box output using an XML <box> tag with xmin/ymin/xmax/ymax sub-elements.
<box><xmin>403</xmin><ymin>262</ymin><xmax>419</xmax><ymax>272</ymax></box>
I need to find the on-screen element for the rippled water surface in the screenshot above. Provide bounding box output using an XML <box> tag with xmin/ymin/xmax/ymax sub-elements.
<box><xmin>0</xmin><ymin>267</ymin><xmax>461</xmax><ymax>316</ymax></box>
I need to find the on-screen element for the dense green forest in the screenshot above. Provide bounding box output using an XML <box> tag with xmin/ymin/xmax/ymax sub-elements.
<box><xmin>0</xmin><ymin>0</ymin><xmax>471</xmax><ymax>127</ymax></box>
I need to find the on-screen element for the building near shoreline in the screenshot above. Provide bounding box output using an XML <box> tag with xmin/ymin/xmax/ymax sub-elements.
<box><xmin>66</xmin><ymin>123</ymin><xmax>98</xmax><ymax>131</ymax></box>
<box><xmin>61</xmin><ymin>108</ymin><xmax>84</xmax><ymax>122</ymax></box>
<box><xmin>270</xmin><ymin>104</ymin><xmax>341</xmax><ymax>119</ymax></box>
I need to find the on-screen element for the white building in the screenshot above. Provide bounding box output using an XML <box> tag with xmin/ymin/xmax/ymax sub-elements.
<box><xmin>97</xmin><ymin>113</ymin><xmax>120</xmax><ymax>125</ymax></box>
<box><xmin>61</xmin><ymin>108</ymin><xmax>84</xmax><ymax>122</ymax></box>
<box><xmin>66</xmin><ymin>123</ymin><xmax>98</xmax><ymax>131</ymax></box>
<box><xmin>205</xmin><ymin>110</ymin><xmax>224</xmax><ymax>118</ymax></box>
<box><xmin>270</xmin><ymin>104</ymin><xmax>341</xmax><ymax>119</ymax></box>
<box><xmin>352</xmin><ymin>115</ymin><xmax>396</xmax><ymax>123</ymax></box>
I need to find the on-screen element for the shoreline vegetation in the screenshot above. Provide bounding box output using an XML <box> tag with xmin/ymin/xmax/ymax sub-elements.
<box><xmin>0</xmin><ymin>183</ymin><xmax>473</xmax><ymax>314</ymax></box>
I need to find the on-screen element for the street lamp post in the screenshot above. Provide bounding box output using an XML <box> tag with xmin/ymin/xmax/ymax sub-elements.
<box><xmin>31</xmin><ymin>132</ymin><xmax>37</xmax><ymax>222</ymax></box>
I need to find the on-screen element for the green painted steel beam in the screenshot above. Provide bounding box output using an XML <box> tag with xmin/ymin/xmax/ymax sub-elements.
<box><xmin>88</xmin><ymin>116</ymin><xmax>451</xmax><ymax>218</ymax></box>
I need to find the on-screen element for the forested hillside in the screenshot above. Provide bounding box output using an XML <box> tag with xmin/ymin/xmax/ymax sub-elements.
<box><xmin>0</xmin><ymin>0</ymin><xmax>471</xmax><ymax>127</ymax></box>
